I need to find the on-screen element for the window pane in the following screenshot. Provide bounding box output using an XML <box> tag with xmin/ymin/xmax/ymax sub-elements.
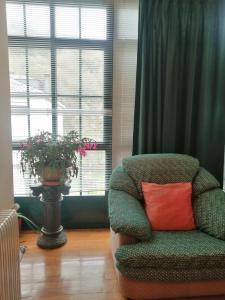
<box><xmin>30</xmin><ymin>114</ymin><xmax>52</xmax><ymax>135</ymax></box>
<box><xmin>57</xmin><ymin>97</ymin><xmax>80</xmax><ymax>135</ymax></box>
<box><xmin>82</xmin><ymin>97</ymin><xmax>103</xmax><ymax>110</ymax></box>
<box><xmin>81</xmin><ymin>98</ymin><xmax>104</xmax><ymax>142</ymax></box>
<box><xmin>26</xmin><ymin>4</ymin><xmax>50</xmax><ymax>37</ymax></box>
<box><xmin>28</xmin><ymin>48</ymin><xmax>51</xmax><ymax>94</ymax></box>
<box><xmin>30</xmin><ymin>97</ymin><xmax>52</xmax><ymax>109</ymax></box>
<box><xmin>11</xmin><ymin>97</ymin><xmax>27</xmax><ymax>107</ymax></box>
<box><xmin>57</xmin><ymin>49</ymin><xmax>79</xmax><ymax>95</ymax></box>
<box><xmin>82</xmin><ymin>151</ymin><xmax>105</xmax><ymax>196</ymax></box>
<box><xmin>82</xmin><ymin>115</ymin><xmax>103</xmax><ymax>142</ymax></box>
<box><xmin>11</xmin><ymin>115</ymin><xmax>28</xmax><ymax>140</ymax></box>
<box><xmin>12</xmin><ymin>151</ymin><xmax>31</xmax><ymax>196</ymax></box>
<box><xmin>6</xmin><ymin>3</ymin><xmax>24</xmax><ymax>36</ymax></box>
<box><xmin>81</xmin><ymin>8</ymin><xmax>106</xmax><ymax>40</ymax></box>
<box><xmin>70</xmin><ymin>155</ymin><xmax>81</xmax><ymax>195</ymax></box>
<box><xmin>30</xmin><ymin>97</ymin><xmax>52</xmax><ymax>135</ymax></box>
<box><xmin>55</xmin><ymin>6</ymin><xmax>79</xmax><ymax>38</ymax></box>
<box><xmin>8</xmin><ymin>48</ymin><xmax>27</xmax><ymax>95</ymax></box>
<box><xmin>82</xmin><ymin>50</ymin><xmax>104</xmax><ymax>96</ymax></box>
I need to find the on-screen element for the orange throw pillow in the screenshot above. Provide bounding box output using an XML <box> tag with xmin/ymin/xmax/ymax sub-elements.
<box><xmin>142</xmin><ymin>182</ymin><xmax>196</xmax><ymax>230</ymax></box>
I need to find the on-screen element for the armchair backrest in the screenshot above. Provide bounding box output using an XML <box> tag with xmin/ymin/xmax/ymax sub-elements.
<box><xmin>122</xmin><ymin>154</ymin><xmax>199</xmax><ymax>197</ymax></box>
<box><xmin>109</xmin><ymin>153</ymin><xmax>223</xmax><ymax>240</ymax></box>
<box><xmin>110</xmin><ymin>154</ymin><xmax>220</xmax><ymax>201</ymax></box>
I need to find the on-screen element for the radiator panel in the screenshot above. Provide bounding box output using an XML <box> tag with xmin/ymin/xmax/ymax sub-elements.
<box><xmin>0</xmin><ymin>210</ymin><xmax>21</xmax><ymax>300</ymax></box>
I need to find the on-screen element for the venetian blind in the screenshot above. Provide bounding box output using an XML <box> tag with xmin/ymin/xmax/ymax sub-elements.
<box><xmin>6</xmin><ymin>0</ymin><xmax>112</xmax><ymax>196</ymax></box>
<box><xmin>112</xmin><ymin>0</ymin><xmax>139</xmax><ymax>168</ymax></box>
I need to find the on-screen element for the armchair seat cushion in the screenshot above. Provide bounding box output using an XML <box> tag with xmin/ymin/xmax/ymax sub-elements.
<box><xmin>115</xmin><ymin>231</ymin><xmax>225</xmax><ymax>281</ymax></box>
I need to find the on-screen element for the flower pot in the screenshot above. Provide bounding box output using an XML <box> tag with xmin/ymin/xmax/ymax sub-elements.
<box><xmin>40</xmin><ymin>167</ymin><xmax>64</xmax><ymax>186</ymax></box>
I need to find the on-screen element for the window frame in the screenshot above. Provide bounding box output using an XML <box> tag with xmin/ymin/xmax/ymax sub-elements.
<box><xmin>8</xmin><ymin>0</ymin><xmax>113</xmax><ymax>197</ymax></box>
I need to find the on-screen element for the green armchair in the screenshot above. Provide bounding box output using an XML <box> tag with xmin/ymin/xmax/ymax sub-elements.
<box><xmin>108</xmin><ymin>154</ymin><xmax>225</xmax><ymax>299</ymax></box>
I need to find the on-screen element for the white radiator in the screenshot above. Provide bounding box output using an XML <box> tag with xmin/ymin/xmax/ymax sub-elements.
<box><xmin>0</xmin><ymin>210</ymin><xmax>21</xmax><ymax>300</ymax></box>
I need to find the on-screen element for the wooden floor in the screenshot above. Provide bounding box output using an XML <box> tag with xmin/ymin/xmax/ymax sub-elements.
<box><xmin>20</xmin><ymin>229</ymin><xmax>124</xmax><ymax>300</ymax></box>
<box><xmin>20</xmin><ymin>230</ymin><xmax>225</xmax><ymax>300</ymax></box>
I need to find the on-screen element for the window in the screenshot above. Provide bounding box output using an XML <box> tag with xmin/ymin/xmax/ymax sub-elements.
<box><xmin>7</xmin><ymin>0</ymin><xmax>112</xmax><ymax>196</ymax></box>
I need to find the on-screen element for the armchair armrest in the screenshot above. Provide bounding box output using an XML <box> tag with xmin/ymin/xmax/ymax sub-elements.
<box><xmin>108</xmin><ymin>189</ymin><xmax>151</xmax><ymax>241</ymax></box>
<box><xmin>194</xmin><ymin>188</ymin><xmax>225</xmax><ymax>240</ymax></box>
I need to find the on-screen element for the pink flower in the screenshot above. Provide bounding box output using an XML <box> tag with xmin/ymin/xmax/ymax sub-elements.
<box><xmin>84</xmin><ymin>143</ymin><xmax>97</xmax><ymax>150</ymax></box>
<box><xmin>92</xmin><ymin>143</ymin><xmax>97</xmax><ymax>150</ymax></box>
<box><xmin>79</xmin><ymin>147</ymin><xmax>87</xmax><ymax>157</ymax></box>
<box><xmin>84</xmin><ymin>143</ymin><xmax>91</xmax><ymax>150</ymax></box>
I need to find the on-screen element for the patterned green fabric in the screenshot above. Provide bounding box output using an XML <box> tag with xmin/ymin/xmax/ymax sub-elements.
<box><xmin>123</xmin><ymin>154</ymin><xmax>199</xmax><ymax>197</ymax></box>
<box><xmin>116</xmin><ymin>231</ymin><xmax>225</xmax><ymax>281</ymax></box>
<box><xmin>109</xmin><ymin>166</ymin><xmax>141</xmax><ymax>200</ymax></box>
<box><xmin>117</xmin><ymin>265</ymin><xmax>225</xmax><ymax>282</ymax></box>
<box><xmin>194</xmin><ymin>189</ymin><xmax>225</xmax><ymax>240</ymax></box>
<box><xmin>108</xmin><ymin>189</ymin><xmax>151</xmax><ymax>241</ymax></box>
<box><xmin>108</xmin><ymin>154</ymin><xmax>225</xmax><ymax>282</ymax></box>
<box><xmin>116</xmin><ymin>231</ymin><xmax>225</xmax><ymax>268</ymax></box>
<box><xmin>193</xmin><ymin>167</ymin><xmax>220</xmax><ymax>197</ymax></box>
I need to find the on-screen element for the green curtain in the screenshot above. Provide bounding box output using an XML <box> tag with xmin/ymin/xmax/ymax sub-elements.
<box><xmin>133</xmin><ymin>0</ymin><xmax>225</xmax><ymax>184</ymax></box>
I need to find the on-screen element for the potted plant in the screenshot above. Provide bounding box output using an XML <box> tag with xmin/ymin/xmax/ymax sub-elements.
<box><xmin>19</xmin><ymin>130</ymin><xmax>96</xmax><ymax>186</ymax></box>
<box><xmin>19</xmin><ymin>130</ymin><xmax>96</xmax><ymax>248</ymax></box>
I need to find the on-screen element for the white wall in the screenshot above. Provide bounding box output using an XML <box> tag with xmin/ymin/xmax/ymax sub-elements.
<box><xmin>112</xmin><ymin>0</ymin><xmax>138</xmax><ymax>168</ymax></box>
<box><xmin>0</xmin><ymin>0</ymin><xmax>14</xmax><ymax>209</ymax></box>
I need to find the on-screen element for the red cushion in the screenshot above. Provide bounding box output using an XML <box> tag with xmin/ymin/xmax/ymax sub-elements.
<box><xmin>142</xmin><ymin>182</ymin><xmax>196</xmax><ymax>231</ymax></box>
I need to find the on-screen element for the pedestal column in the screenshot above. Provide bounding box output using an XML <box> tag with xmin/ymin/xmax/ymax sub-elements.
<box><xmin>30</xmin><ymin>182</ymin><xmax>70</xmax><ymax>249</ymax></box>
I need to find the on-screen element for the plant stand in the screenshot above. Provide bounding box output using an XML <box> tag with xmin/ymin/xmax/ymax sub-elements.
<box><xmin>30</xmin><ymin>182</ymin><xmax>71</xmax><ymax>249</ymax></box>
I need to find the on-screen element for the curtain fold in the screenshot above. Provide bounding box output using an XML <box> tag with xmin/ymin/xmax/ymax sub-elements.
<box><xmin>133</xmin><ymin>0</ymin><xmax>225</xmax><ymax>183</ymax></box>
